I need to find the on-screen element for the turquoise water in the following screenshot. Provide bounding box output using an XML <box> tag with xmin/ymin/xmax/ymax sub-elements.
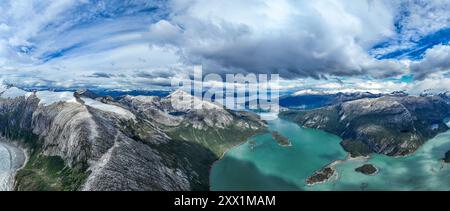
<box><xmin>210</xmin><ymin>118</ymin><xmax>450</xmax><ymax>191</ymax></box>
<box><xmin>210</xmin><ymin>118</ymin><xmax>347</xmax><ymax>190</ymax></box>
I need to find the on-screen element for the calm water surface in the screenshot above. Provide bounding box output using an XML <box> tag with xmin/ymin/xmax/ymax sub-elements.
<box><xmin>210</xmin><ymin>118</ymin><xmax>450</xmax><ymax>191</ymax></box>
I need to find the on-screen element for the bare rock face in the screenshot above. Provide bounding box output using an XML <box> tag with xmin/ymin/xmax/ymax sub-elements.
<box><xmin>82</xmin><ymin>134</ymin><xmax>192</xmax><ymax>191</ymax></box>
<box><xmin>281</xmin><ymin>96</ymin><xmax>450</xmax><ymax>157</ymax></box>
<box><xmin>32</xmin><ymin>102</ymin><xmax>102</xmax><ymax>168</ymax></box>
<box><xmin>444</xmin><ymin>151</ymin><xmax>450</xmax><ymax>163</ymax></box>
<box><xmin>0</xmin><ymin>86</ymin><xmax>266</xmax><ymax>191</ymax></box>
<box><xmin>119</xmin><ymin>90</ymin><xmax>235</xmax><ymax>129</ymax></box>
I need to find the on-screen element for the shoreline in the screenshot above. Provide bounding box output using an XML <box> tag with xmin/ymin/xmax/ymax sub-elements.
<box><xmin>209</xmin><ymin>113</ymin><xmax>272</xmax><ymax>190</ymax></box>
<box><xmin>209</xmin><ymin>123</ymin><xmax>270</xmax><ymax>191</ymax></box>
<box><xmin>208</xmin><ymin>131</ymin><xmax>267</xmax><ymax>191</ymax></box>
<box><xmin>11</xmin><ymin>143</ymin><xmax>29</xmax><ymax>191</ymax></box>
<box><xmin>355</xmin><ymin>164</ymin><xmax>379</xmax><ymax>176</ymax></box>
<box><xmin>306</xmin><ymin>154</ymin><xmax>369</xmax><ymax>186</ymax></box>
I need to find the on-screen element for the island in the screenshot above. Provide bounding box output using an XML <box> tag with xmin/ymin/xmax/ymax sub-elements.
<box><xmin>306</xmin><ymin>167</ymin><xmax>335</xmax><ymax>185</ymax></box>
<box><xmin>271</xmin><ymin>132</ymin><xmax>292</xmax><ymax>147</ymax></box>
<box><xmin>355</xmin><ymin>164</ymin><xmax>378</xmax><ymax>175</ymax></box>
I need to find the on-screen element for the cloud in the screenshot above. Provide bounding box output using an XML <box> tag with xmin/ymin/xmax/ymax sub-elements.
<box><xmin>408</xmin><ymin>72</ymin><xmax>450</xmax><ymax>95</ymax></box>
<box><xmin>88</xmin><ymin>72</ymin><xmax>113</xmax><ymax>78</ymax></box>
<box><xmin>370</xmin><ymin>1</ymin><xmax>450</xmax><ymax>59</ymax></box>
<box><xmin>144</xmin><ymin>0</ymin><xmax>408</xmax><ymax>79</ymax></box>
<box><xmin>0</xmin><ymin>0</ymin><xmax>182</xmax><ymax>88</ymax></box>
<box><xmin>410</xmin><ymin>43</ymin><xmax>450</xmax><ymax>80</ymax></box>
<box><xmin>0</xmin><ymin>0</ymin><xmax>449</xmax><ymax>92</ymax></box>
<box><xmin>288</xmin><ymin>77</ymin><xmax>410</xmax><ymax>95</ymax></box>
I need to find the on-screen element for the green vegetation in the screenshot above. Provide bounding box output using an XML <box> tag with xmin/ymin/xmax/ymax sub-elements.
<box><xmin>162</xmin><ymin>117</ymin><xmax>266</xmax><ymax>190</ymax></box>
<box><xmin>280</xmin><ymin>100</ymin><xmax>450</xmax><ymax>157</ymax></box>
<box><xmin>340</xmin><ymin>140</ymin><xmax>372</xmax><ymax>157</ymax></box>
<box><xmin>271</xmin><ymin>132</ymin><xmax>291</xmax><ymax>147</ymax></box>
<box><xmin>306</xmin><ymin>167</ymin><xmax>335</xmax><ymax>185</ymax></box>
<box><xmin>355</xmin><ymin>164</ymin><xmax>378</xmax><ymax>175</ymax></box>
<box><xmin>166</xmin><ymin>123</ymin><xmax>265</xmax><ymax>157</ymax></box>
<box><xmin>0</xmin><ymin>109</ymin><xmax>88</xmax><ymax>191</ymax></box>
<box><xmin>164</xmin><ymin>125</ymin><xmax>266</xmax><ymax>190</ymax></box>
<box><xmin>151</xmin><ymin>138</ymin><xmax>217</xmax><ymax>191</ymax></box>
<box><xmin>280</xmin><ymin>107</ymin><xmax>342</xmax><ymax>135</ymax></box>
<box><xmin>14</xmin><ymin>151</ymin><xmax>89</xmax><ymax>191</ymax></box>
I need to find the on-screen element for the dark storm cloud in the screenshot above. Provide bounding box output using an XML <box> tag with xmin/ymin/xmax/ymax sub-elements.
<box><xmin>146</xmin><ymin>0</ymin><xmax>407</xmax><ymax>79</ymax></box>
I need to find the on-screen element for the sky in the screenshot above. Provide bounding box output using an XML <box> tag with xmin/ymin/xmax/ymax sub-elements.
<box><xmin>1</xmin><ymin>0</ymin><xmax>450</xmax><ymax>94</ymax></box>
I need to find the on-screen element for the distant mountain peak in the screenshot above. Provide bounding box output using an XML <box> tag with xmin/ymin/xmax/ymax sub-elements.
<box><xmin>168</xmin><ymin>89</ymin><xmax>223</xmax><ymax>111</ymax></box>
<box><xmin>74</xmin><ymin>89</ymin><xmax>100</xmax><ymax>99</ymax></box>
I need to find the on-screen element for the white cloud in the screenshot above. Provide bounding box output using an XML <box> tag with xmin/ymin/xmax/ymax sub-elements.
<box><xmin>290</xmin><ymin>78</ymin><xmax>410</xmax><ymax>95</ymax></box>
<box><xmin>392</xmin><ymin>0</ymin><xmax>450</xmax><ymax>42</ymax></box>
<box><xmin>370</xmin><ymin>1</ymin><xmax>450</xmax><ymax>59</ymax></box>
<box><xmin>410</xmin><ymin>43</ymin><xmax>450</xmax><ymax>80</ymax></box>
<box><xmin>408</xmin><ymin>72</ymin><xmax>450</xmax><ymax>95</ymax></box>
<box><xmin>148</xmin><ymin>0</ymin><xmax>406</xmax><ymax>79</ymax></box>
<box><xmin>0</xmin><ymin>0</ymin><xmax>449</xmax><ymax>93</ymax></box>
<box><xmin>0</xmin><ymin>0</ymin><xmax>177</xmax><ymax>89</ymax></box>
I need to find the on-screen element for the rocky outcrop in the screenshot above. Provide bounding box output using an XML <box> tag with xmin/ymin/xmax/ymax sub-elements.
<box><xmin>280</xmin><ymin>96</ymin><xmax>450</xmax><ymax>157</ymax></box>
<box><xmin>355</xmin><ymin>164</ymin><xmax>378</xmax><ymax>175</ymax></box>
<box><xmin>0</xmin><ymin>86</ymin><xmax>266</xmax><ymax>191</ymax></box>
<box><xmin>306</xmin><ymin>167</ymin><xmax>335</xmax><ymax>185</ymax></box>
<box><xmin>119</xmin><ymin>90</ymin><xmax>266</xmax><ymax>156</ymax></box>
<box><xmin>271</xmin><ymin>132</ymin><xmax>291</xmax><ymax>147</ymax></box>
<box><xmin>444</xmin><ymin>151</ymin><xmax>450</xmax><ymax>163</ymax></box>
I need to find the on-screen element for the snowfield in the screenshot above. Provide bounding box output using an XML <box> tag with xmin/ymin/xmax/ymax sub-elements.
<box><xmin>82</xmin><ymin>97</ymin><xmax>136</xmax><ymax>121</ymax></box>
<box><xmin>35</xmin><ymin>91</ymin><xmax>79</xmax><ymax>106</ymax></box>
<box><xmin>0</xmin><ymin>87</ymin><xmax>28</xmax><ymax>99</ymax></box>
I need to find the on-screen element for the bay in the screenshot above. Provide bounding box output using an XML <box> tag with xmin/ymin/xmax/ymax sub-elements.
<box><xmin>210</xmin><ymin>118</ymin><xmax>347</xmax><ymax>190</ymax></box>
<box><xmin>210</xmin><ymin>118</ymin><xmax>450</xmax><ymax>191</ymax></box>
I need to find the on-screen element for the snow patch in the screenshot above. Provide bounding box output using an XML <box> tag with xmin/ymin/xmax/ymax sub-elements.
<box><xmin>35</xmin><ymin>91</ymin><xmax>79</xmax><ymax>106</ymax></box>
<box><xmin>130</xmin><ymin>95</ymin><xmax>158</xmax><ymax>103</ymax></box>
<box><xmin>292</xmin><ymin>89</ymin><xmax>325</xmax><ymax>96</ymax></box>
<box><xmin>82</xmin><ymin>98</ymin><xmax>136</xmax><ymax>121</ymax></box>
<box><xmin>0</xmin><ymin>87</ymin><xmax>29</xmax><ymax>99</ymax></box>
<box><xmin>292</xmin><ymin>88</ymin><xmax>385</xmax><ymax>96</ymax></box>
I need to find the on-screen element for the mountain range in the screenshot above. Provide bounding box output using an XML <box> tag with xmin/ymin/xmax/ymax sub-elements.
<box><xmin>0</xmin><ymin>86</ymin><xmax>266</xmax><ymax>191</ymax></box>
<box><xmin>280</xmin><ymin>95</ymin><xmax>450</xmax><ymax>157</ymax></box>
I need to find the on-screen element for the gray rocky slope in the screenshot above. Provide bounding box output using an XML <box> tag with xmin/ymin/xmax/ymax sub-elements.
<box><xmin>0</xmin><ymin>87</ymin><xmax>266</xmax><ymax>191</ymax></box>
<box><xmin>281</xmin><ymin>95</ymin><xmax>450</xmax><ymax>157</ymax></box>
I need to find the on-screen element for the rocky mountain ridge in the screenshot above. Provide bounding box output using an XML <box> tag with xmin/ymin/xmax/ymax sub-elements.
<box><xmin>280</xmin><ymin>95</ymin><xmax>450</xmax><ymax>157</ymax></box>
<box><xmin>0</xmin><ymin>85</ymin><xmax>266</xmax><ymax>191</ymax></box>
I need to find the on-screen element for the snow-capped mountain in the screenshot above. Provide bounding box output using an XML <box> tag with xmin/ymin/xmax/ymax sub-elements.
<box><xmin>0</xmin><ymin>85</ymin><xmax>266</xmax><ymax>191</ymax></box>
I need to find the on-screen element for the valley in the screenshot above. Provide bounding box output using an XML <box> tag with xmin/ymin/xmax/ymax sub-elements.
<box><xmin>0</xmin><ymin>85</ymin><xmax>266</xmax><ymax>191</ymax></box>
<box><xmin>3</xmin><ymin>83</ymin><xmax>450</xmax><ymax>191</ymax></box>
